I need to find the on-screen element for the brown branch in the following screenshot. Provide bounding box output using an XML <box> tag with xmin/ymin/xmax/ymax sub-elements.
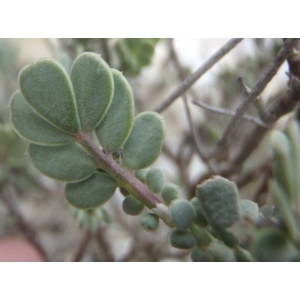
<box><xmin>210</xmin><ymin>39</ymin><xmax>298</xmax><ymax>160</ymax></box>
<box><xmin>96</xmin><ymin>226</ymin><xmax>115</xmax><ymax>262</ymax></box>
<box><xmin>167</xmin><ymin>38</ymin><xmax>209</xmax><ymax>162</ymax></box>
<box><xmin>72</xmin><ymin>230</ymin><xmax>92</xmax><ymax>262</ymax></box>
<box><xmin>192</xmin><ymin>99</ymin><xmax>270</xmax><ymax>127</ymax></box>
<box><xmin>0</xmin><ymin>186</ymin><xmax>47</xmax><ymax>260</ymax></box>
<box><xmin>77</xmin><ymin>132</ymin><xmax>163</xmax><ymax>209</ymax></box>
<box><xmin>154</xmin><ymin>38</ymin><xmax>243</xmax><ymax>113</ymax></box>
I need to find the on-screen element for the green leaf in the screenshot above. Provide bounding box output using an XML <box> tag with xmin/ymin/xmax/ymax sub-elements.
<box><xmin>190</xmin><ymin>246</ymin><xmax>212</xmax><ymax>262</ymax></box>
<box><xmin>96</xmin><ymin>68</ymin><xmax>134</xmax><ymax>153</ymax></box>
<box><xmin>122</xmin><ymin>195</ymin><xmax>144</xmax><ymax>215</ymax></box>
<box><xmin>146</xmin><ymin>168</ymin><xmax>166</xmax><ymax>193</ymax></box>
<box><xmin>28</xmin><ymin>143</ymin><xmax>97</xmax><ymax>182</ymax></box>
<box><xmin>250</xmin><ymin>228</ymin><xmax>298</xmax><ymax>262</ymax></box>
<box><xmin>123</xmin><ymin>112</ymin><xmax>165</xmax><ymax>170</ymax></box>
<box><xmin>65</xmin><ymin>172</ymin><xmax>117</xmax><ymax>210</ymax></box>
<box><xmin>169</xmin><ymin>199</ymin><xmax>196</xmax><ymax>230</ymax></box>
<box><xmin>71</xmin><ymin>52</ymin><xmax>114</xmax><ymax>131</ymax></box>
<box><xmin>10</xmin><ymin>91</ymin><xmax>75</xmax><ymax>145</ymax></box>
<box><xmin>196</xmin><ymin>176</ymin><xmax>241</xmax><ymax>247</ymax></box>
<box><xmin>18</xmin><ymin>58</ymin><xmax>80</xmax><ymax>133</ymax></box>
<box><xmin>240</xmin><ymin>199</ymin><xmax>259</xmax><ymax>221</ymax></box>
<box><xmin>139</xmin><ymin>213</ymin><xmax>159</xmax><ymax>231</ymax></box>
<box><xmin>161</xmin><ymin>183</ymin><xmax>179</xmax><ymax>205</ymax></box>
<box><xmin>169</xmin><ymin>228</ymin><xmax>196</xmax><ymax>249</ymax></box>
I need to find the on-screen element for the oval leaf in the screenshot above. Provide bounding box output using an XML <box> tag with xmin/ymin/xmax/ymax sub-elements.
<box><xmin>96</xmin><ymin>69</ymin><xmax>134</xmax><ymax>153</ymax></box>
<box><xmin>71</xmin><ymin>52</ymin><xmax>114</xmax><ymax>131</ymax></box>
<box><xmin>28</xmin><ymin>143</ymin><xmax>97</xmax><ymax>182</ymax></box>
<box><xmin>65</xmin><ymin>172</ymin><xmax>117</xmax><ymax>209</ymax></box>
<box><xmin>123</xmin><ymin>112</ymin><xmax>165</xmax><ymax>170</ymax></box>
<box><xmin>10</xmin><ymin>91</ymin><xmax>75</xmax><ymax>145</ymax></box>
<box><xmin>18</xmin><ymin>58</ymin><xmax>80</xmax><ymax>133</ymax></box>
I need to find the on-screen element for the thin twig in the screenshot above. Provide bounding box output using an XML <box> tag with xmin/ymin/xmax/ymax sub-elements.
<box><xmin>192</xmin><ymin>99</ymin><xmax>270</xmax><ymax>127</ymax></box>
<box><xmin>154</xmin><ymin>38</ymin><xmax>243</xmax><ymax>113</ymax></box>
<box><xmin>210</xmin><ymin>39</ymin><xmax>298</xmax><ymax>159</ymax></box>
<box><xmin>167</xmin><ymin>38</ymin><xmax>209</xmax><ymax>161</ymax></box>
<box><xmin>0</xmin><ymin>186</ymin><xmax>47</xmax><ymax>260</ymax></box>
<box><xmin>72</xmin><ymin>230</ymin><xmax>92</xmax><ymax>262</ymax></box>
<box><xmin>96</xmin><ymin>227</ymin><xmax>115</xmax><ymax>262</ymax></box>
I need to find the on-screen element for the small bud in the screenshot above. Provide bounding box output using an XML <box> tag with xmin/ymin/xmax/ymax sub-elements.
<box><xmin>169</xmin><ymin>228</ymin><xmax>196</xmax><ymax>249</ymax></box>
<box><xmin>146</xmin><ymin>168</ymin><xmax>166</xmax><ymax>193</ymax></box>
<box><xmin>169</xmin><ymin>199</ymin><xmax>196</xmax><ymax>230</ymax></box>
<box><xmin>190</xmin><ymin>246</ymin><xmax>212</xmax><ymax>262</ymax></box>
<box><xmin>134</xmin><ymin>168</ymin><xmax>149</xmax><ymax>183</ymax></box>
<box><xmin>139</xmin><ymin>213</ymin><xmax>159</xmax><ymax>231</ymax></box>
<box><xmin>190</xmin><ymin>197</ymin><xmax>208</xmax><ymax>227</ymax></box>
<box><xmin>161</xmin><ymin>183</ymin><xmax>179</xmax><ymax>205</ymax></box>
<box><xmin>122</xmin><ymin>196</ymin><xmax>144</xmax><ymax>216</ymax></box>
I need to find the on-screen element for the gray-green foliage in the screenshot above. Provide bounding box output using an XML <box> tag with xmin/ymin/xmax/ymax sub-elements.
<box><xmin>161</xmin><ymin>183</ymin><xmax>179</xmax><ymax>205</ymax></box>
<box><xmin>96</xmin><ymin>69</ymin><xmax>134</xmax><ymax>153</ymax></box>
<box><xmin>169</xmin><ymin>199</ymin><xmax>196</xmax><ymax>230</ymax></box>
<box><xmin>196</xmin><ymin>176</ymin><xmax>241</xmax><ymax>247</ymax></box>
<box><xmin>10</xmin><ymin>52</ymin><xmax>166</xmax><ymax>212</ymax></box>
<box><xmin>139</xmin><ymin>213</ymin><xmax>159</xmax><ymax>231</ymax></box>
<box><xmin>169</xmin><ymin>228</ymin><xmax>196</xmax><ymax>249</ymax></box>
<box><xmin>123</xmin><ymin>112</ymin><xmax>166</xmax><ymax>170</ymax></box>
<box><xmin>122</xmin><ymin>195</ymin><xmax>144</xmax><ymax>215</ymax></box>
<box><xmin>71</xmin><ymin>52</ymin><xmax>114</xmax><ymax>132</ymax></box>
<box><xmin>145</xmin><ymin>168</ymin><xmax>166</xmax><ymax>193</ymax></box>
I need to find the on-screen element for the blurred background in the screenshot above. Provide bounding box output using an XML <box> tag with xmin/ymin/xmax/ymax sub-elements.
<box><xmin>0</xmin><ymin>38</ymin><xmax>289</xmax><ymax>261</ymax></box>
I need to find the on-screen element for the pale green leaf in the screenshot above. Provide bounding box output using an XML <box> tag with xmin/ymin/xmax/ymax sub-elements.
<box><xmin>96</xmin><ymin>69</ymin><xmax>134</xmax><ymax>153</ymax></box>
<box><xmin>123</xmin><ymin>112</ymin><xmax>165</xmax><ymax>170</ymax></box>
<box><xmin>18</xmin><ymin>58</ymin><xmax>80</xmax><ymax>133</ymax></box>
<box><xmin>10</xmin><ymin>91</ymin><xmax>75</xmax><ymax>145</ymax></box>
<box><xmin>28</xmin><ymin>143</ymin><xmax>97</xmax><ymax>182</ymax></box>
<box><xmin>65</xmin><ymin>171</ymin><xmax>117</xmax><ymax>209</ymax></box>
<box><xmin>71</xmin><ymin>52</ymin><xmax>114</xmax><ymax>131</ymax></box>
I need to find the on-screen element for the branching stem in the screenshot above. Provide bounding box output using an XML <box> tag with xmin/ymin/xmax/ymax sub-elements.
<box><xmin>77</xmin><ymin>132</ymin><xmax>163</xmax><ymax>209</ymax></box>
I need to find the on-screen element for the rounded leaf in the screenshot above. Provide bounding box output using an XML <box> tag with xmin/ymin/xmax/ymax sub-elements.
<box><xmin>122</xmin><ymin>195</ymin><xmax>144</xmax><ymax>215</ymax></box>
<box><xmin>28</xmin><ymin>143</ymin><xmax>97</xmax><ymax>182</ymax></box>
<box><xmin>161</xmin><ymin>183</ymin><xmax>179</xmax><ymax>205</ymax></box>
<box><xmin>71</xmin><ymin>52</ymin><xmax>114</xmax><ymax>131</ymax></box>
<box><xmin>18</xmin><ymin>58</ymin><xmax>80</xmax><ymax>133</ymax></box>
<box><xmin>65</xmin><ymin>172</ymin><xmax>117</xmax><ymax>210</ymax></box>
<box><xmin>190</xmin><ymin>246</ymin><xmax>212</xmax><ymax>262</ymax></box>
<box><xmin>169</xmin><ymin>228</ymin><xmax>196</xmax><ymax>249</ymax></box>
<box><xmin>146</xmin><ymin>168</ymin><xmax>166</xmax><ymax>193</ymax></box>
<box><xmin>169</xmin><ymin>199</ymin><xmax>196</xmax><ymax>230</ymax></box>
<box><xmin>134</xmin><ymin>168</ymin><xmax>149</xmax><ymax>183</ymax></box>
<box><xmin>196</xmin><ymin>176</ymin><xmax>241</xmax><ymax>247</ymax></box>
<box><xmin>208</xmin><ymin>241</ymin><xmax>236</xmax><ymax>262</ymax></box>
<box><xmin>123</xmin><ymin>112</ymin><xmax>165</xmax><ymax>170</ymax></box>
<box><xmin>10</xmin><ymin>91</ymin><xmax>75</xmax><ymax>145</ymax></box>
<box><xmin>250</xmin><ymin>228</ymin><xmax>298</xmax><ymax>262</ymax></box>
<box><xmin>119</xmin><ymin>187</ymin><xmax>129</xmax><ymax>197</ymax></box>
<box><xmin>139</xmin><ymin>213</ymin><xmax>159</xmax><ymax>231</ymax></box>
<box><xmin>96</xmin><ymin>69</ymin><xmax>134</xmax><ymax>153</ymax></box>
<box><xmin>190</xmin><ymin>197</ymin><xmax>208</xmax><ymax>227</ymax></box>
<box><xmin>240</xmin><ymin>199</ymin><xmax>259</xmax><ymax>220</ymax></box>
